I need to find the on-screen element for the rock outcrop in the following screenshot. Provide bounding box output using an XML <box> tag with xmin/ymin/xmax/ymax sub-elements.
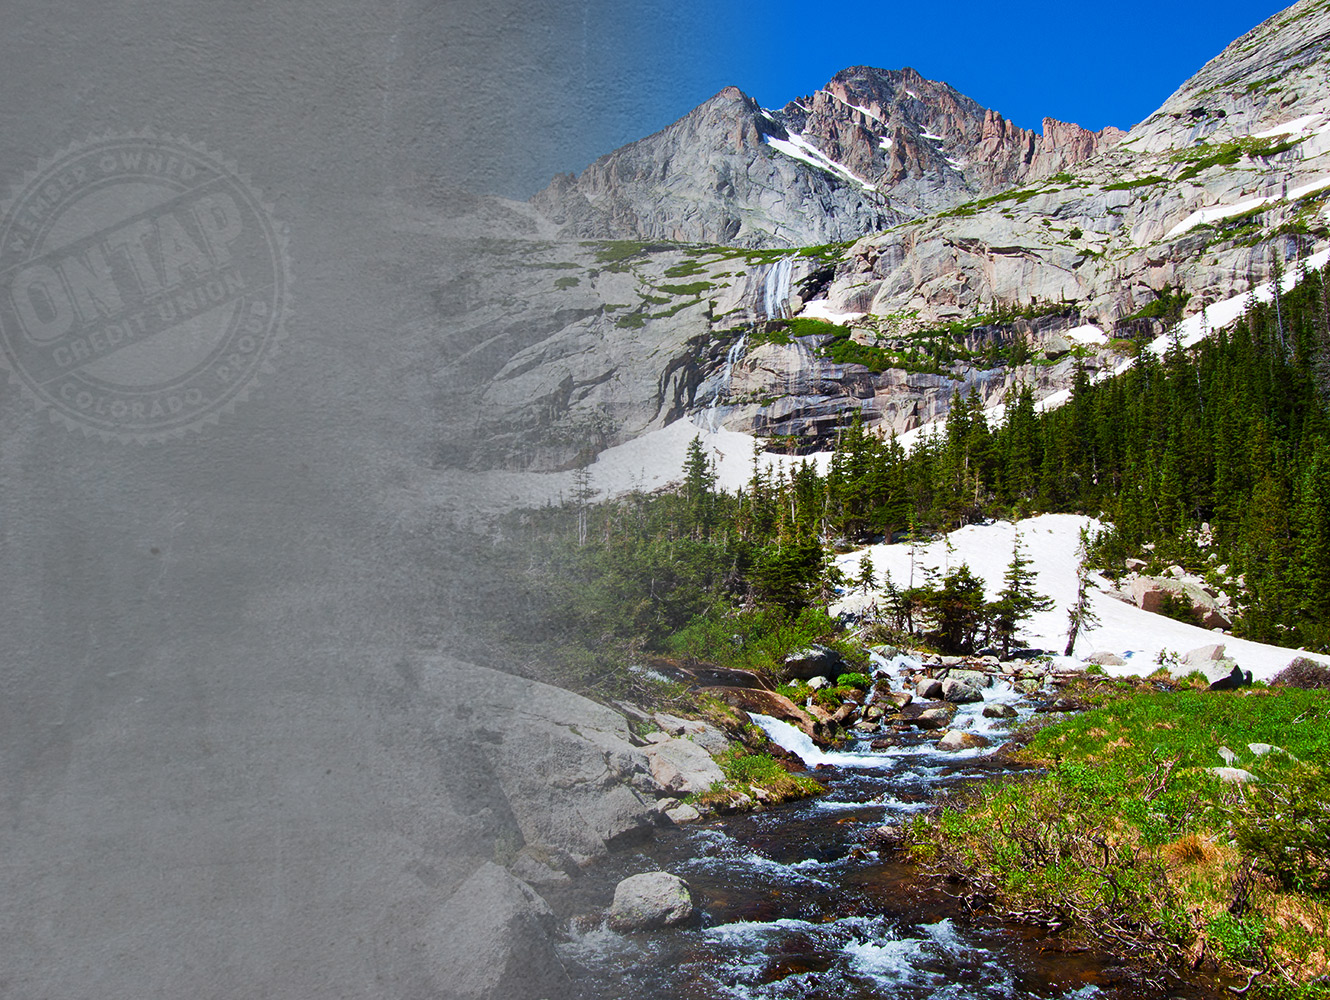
<box><xmin>532</xmin><ymin>67</ymin><xmax>1120</xmax><ymax>247</ymax></box>
<box><xmin>416</xmin><ymin>655</ymin><xmax>659</xmax><ymax>863</ymax></box>
<box><xmin>422</xmin><ymin>863</ymin><xmax>568</xmax><ymax>1000</ymax></box>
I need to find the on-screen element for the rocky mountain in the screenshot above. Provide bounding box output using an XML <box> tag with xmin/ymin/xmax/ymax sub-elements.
<box><xmin>441</xmin><ymin>0</ymin><xmax>1330</xmax><ymax>472</ymax></box>
<box><xmin>531</xmin><ymin>66</ymin><xmax>1120</xmax><ymax>247</ymax></box>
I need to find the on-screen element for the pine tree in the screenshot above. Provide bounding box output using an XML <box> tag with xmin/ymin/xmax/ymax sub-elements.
<box><xmin>988</xmin><ymin>529</ymin><xmax>1055</xmax><ymax>658</ymax></box>
<box><xmin>1064</xmin><ymin>527</ymin><xmax>1101</xmax><ymax>656</ymax></box>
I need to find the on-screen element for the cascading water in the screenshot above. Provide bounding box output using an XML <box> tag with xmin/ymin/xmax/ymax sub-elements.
<box><xmin>763</xmin><ymin>256</ymin><xmax>793</xmax><ymax>320</ymax></box>
<box><xmin>551</xmin><ymin>654</ymin><xmax>1188</xmax><ymax>1000</ymax></box>
<box><xmin>701</xmin><ymin>330</ymin><xmax>748</xmax><ymax>433</ymax></box>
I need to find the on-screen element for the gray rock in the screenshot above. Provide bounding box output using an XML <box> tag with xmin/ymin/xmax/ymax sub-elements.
<box><xmin>982</xmin><ymin>703</ymin><xmax>1018</xmax><ymax>719</ymax></box>
<box><xmin>900</xmin><ymin>702</ymin><xmax>957</xmax><ymax>730</ymax></box>
<box><xmin>662</xmin><ymin>801</ymin><xmax>703</xmax><ymax>825</ymax></box>
<box><xmin>653</xmin><ymin>713</ymin><xmax>730</xmax><ymax>755</ymax></box>
<box><xmin>1209</xmin><ymin>767</ymin><xmax>1257</xmax><ymax>784</ymax></box>
<box><xmin>422</xmin><ymin>863</ymin><xmax>567</xmax><ymax>1000</ymax></box>
<box><xmin>784</xmin><ymin>645</ymin><xmax>848</xmax><ymax>681</ymax></box>
<box><xmin>941</xmin><ymin>678</ymin><xmax>983</xmax><ymax>704</ymax></box>
<box><xmin>1182</xmin><ymin>643</ymin><xmax>1226</xmax><ymax>666</ymax></box>
<box><xmin>421</xmin><ymin>657</ymin><xmax>658</xmax><ymax>863</ymax></box>
<box><xmin>946</xmin><ymin>668</ymin><xmax>993</xmax><ymax>689</ymax></box>
<box><xmin>937</xmin><ymin>730</ymin><xmax>991</xmax><ymax>751</ymax></box>
<box><xmin>1085</xmin><ymin>651</ymin><xmax>1127</xmax><ymax>666</ymax></box>
<box><xmin>643</xmin><ymin>738</ymin><xmax>726</xmax><ymax>796</ymax></box>
<box><xmin>608</xmin><ymin>872</ymin><xmax>694</xmax><ymax>931</ymax></box>
<box><xmin>916</xmin><ymin>677</ymin><xmax>944</xmax><ymax>699</ymax></box>
<box><xmin>806</xmin><ymin>675</ymin><xmax>832</xmax><ymax>690</ymax></box>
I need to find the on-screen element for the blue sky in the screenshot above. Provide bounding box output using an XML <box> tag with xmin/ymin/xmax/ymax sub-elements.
<box><xmin>452</xmin><ymin>0</ymin><xmax>1295</xmax><ymax>198</ymax></box>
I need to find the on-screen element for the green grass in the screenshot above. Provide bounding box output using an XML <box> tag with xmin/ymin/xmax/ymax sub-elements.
<box><xmin>905</xmin><ymin>683</ymin><xmax>1330</xmax><ymax>991</ymax></box>
<box><xmin>1104</xmin><ymin>175</ymin><xmax>1168</xmax><ymax>191</ymax></box>
<box><xmin>657</xmin><ymin>281</ymin><xmax>714</xmax><ymax>296</ymax></box>
<box><xmin>1174</xmin><ymin>136</ymin><xmax>1307</xmax><ymax>183</ymax></box>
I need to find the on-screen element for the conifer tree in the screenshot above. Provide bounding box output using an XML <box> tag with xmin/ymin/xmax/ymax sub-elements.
<box><xmin>988</xmin><ymin>530</ymin><xmax>1055</xmax><ymax>658</ymax></box>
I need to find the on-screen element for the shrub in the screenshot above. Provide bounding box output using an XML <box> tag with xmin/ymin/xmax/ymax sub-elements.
<box><xmin>1271</xmin><ymin>657</ymin><xmax>1330</xmax><ymax>690</ymax></box>
<box><xmin>836</xmin><ymin>672</ymin><xmax>871</xmax><ymax>690</ymax></box>
<box><xmin>1233</xmin><ymin>759</ymin><xmax>1330</xmax><ymax>895</ymax></box>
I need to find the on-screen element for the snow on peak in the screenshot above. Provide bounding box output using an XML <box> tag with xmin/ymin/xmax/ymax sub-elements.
<box><xmin>765</xmin><ymin>131</ymin><xmax>877</xmax><ymax>192</ymax></box>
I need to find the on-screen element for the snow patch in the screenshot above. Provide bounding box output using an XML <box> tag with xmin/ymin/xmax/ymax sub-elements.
<box><xmin>1251</xmin><ymin>114</ymin><xmax>1327</xmax><ymax>139</ymax></box>
<box><xmin>878</xmin><ymin>136</ymin><xmax>894</xmax><ymax>150</ymax></box>
<box><xmin>818</xmin><ymin>89</ymin><xmax>885</xmax><ymax>123</ymax></box>
<box><xmin>1165</xmin><ymin>195</ymin><xmax>1274</xmax><ymax>239</ymax></box>
<box><xmin>1289</xmin><ymin>175</ymin><xmax>1330</xmax><ymax>200</ymax></box>
<box><xmin>765</xmin><ymin>132</ymin><xmax>877</xmax><ymax>191</ymax></box>
<box><xmin>833</xmin><ymin>513</ymin><xmax>1322</xmax><ymax>682</ymax></box>
<box><xmin>919</xmin><ymin>129</ymin><xmax>944</xmax><ymax>141</ymax></box>
<box><xmin>800</xmin><ymin>299</ymin><xmax>866</xmax><ymax>324</ymax></box>
<box><xmin>1064</xmin><ymin>323</ymin><xmax>1108</xmax><ymax>345</ymax></box>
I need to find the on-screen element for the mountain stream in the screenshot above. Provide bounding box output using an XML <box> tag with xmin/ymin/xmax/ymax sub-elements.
<box><xmin>547</xmin><ymin>654</ymin><xmax>1219</xmax><ymax>1000</ymax></box>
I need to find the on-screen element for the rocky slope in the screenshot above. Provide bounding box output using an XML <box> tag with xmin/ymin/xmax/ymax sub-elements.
<box><xmin>441</xmin><ymin>0</ymin><xmax>1330</xmax><ymax>471</ymax></box>
<box><xmin>532</xmin><ymin>66</ymin><xmax>1120</xmax><ymax>248</ymax></box>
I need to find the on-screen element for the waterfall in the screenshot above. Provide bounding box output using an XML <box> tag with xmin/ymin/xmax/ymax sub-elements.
<box><xmin>701</xmin><ymin>330</ymin><xmax>748</xmax><ymax>432</ymax></box>
<box><xmin>749</xmin><ymin>713</ymin><xmax>898</xmax><ymax>769</ymax></box>
<box><xmin>762</xmin><ymin>257</ymin><xmax>793</xmax><ymax>320</ymax></box>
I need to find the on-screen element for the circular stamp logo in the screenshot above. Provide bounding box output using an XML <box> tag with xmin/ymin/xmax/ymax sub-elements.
<box><xmin>0</xmin><ymin>133</ymin><xmax>289</xmax><ymax>441</ymax></box>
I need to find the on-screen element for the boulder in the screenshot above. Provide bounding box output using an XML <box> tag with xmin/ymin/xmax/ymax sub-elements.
<box><xmin>661</xmin><ymin>800</ymin><xmax>702</xmax><ymax>824</ymax></box>
<box><xmin>1085</xmin><ymin>651</ymin><xmax>1126</xmax><ymax>666</ymax></box>
<box><xmin>1209</xmin><ymin>767</ymin><xmax>1257</xmax><ymax>784</ymax></box>
<box><xmin>886</xmin><ymin>691</ymin><xmax>913</xmax><ymax>708</ymax></box>
<box><xmin>704</xmin><ymin>687</ymin><xmax>819</xmax><ymax>740</ymax></box>
<box><xmin>982</xmin><ymin>703</ymin><xmax>1018</xmax><ymax>719</ymax></box>
<box><xmin>1131</xmin><ymin>575</ymin><xmax>1179</xmax><ymax>612</ymax></box>
<box><xmin>421</xmin><ymin>657</ymin><xmax>657</xmax><ymax>863</ymax></box>
<box><xmin>829</xmin><ymin>701</ymin><xmax>859</xmax><ymax>726</ymax></box>
<box><xmin>1043</xmin><ymin>334</ymin><xmax>1071</xmax><ymax>359</ymax></box>
<box><xmin>916</xmin><ymin>677</ymin><xmax>943</xmax><ymax>699</ymax></box>
<box><xmin>608</xmin><ymin>872</ymin><xmax>694</xmax><ymax>931</ymax></box>
<box><xmin>422</xmin><ymin>863</ymin><xmax>567</xmax><ymax>1000</ymax></box>
<box><xmin>784</xmin><ymin>645</ymin><xmax>847</xmax><ymax>680</ymax></box>
<box><xmin>941</xmin><ymin>678</ymin><xmax>983</xmax><ymax>704</ymax></box>
<box><xmin>900</xmin><ymin>702</ymin><xmax>957</xmax><ymax>730</ymax></box>
<box><xmin>1182</xmin><ymin>643</ymin><xmax>1225</xmax><ymax>666</ymax></box>
<box><xmin>643</xmin><ymin>738</ymin><xmax>725</xmax><ymax>795</ymax></box>
<box><xmin>937</xmin><ymin>730</ymin><xmax>991</xmax><ymax>751</ymax></box>
<box><xmin>945</xmin><ymin>668</ymin><xmax>993</xmax><ymax>689</ymax></box>
<box><xmin>806</xmin><ymin>675</ymin><xmax>832</xmax><ymax>691</ymax></box>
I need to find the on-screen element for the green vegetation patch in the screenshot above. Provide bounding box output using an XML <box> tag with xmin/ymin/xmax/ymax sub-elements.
<box><xmin>906</xmin><ymin>684</ymin><xmax>1330</xmax><ymax>988</ymax></box>
<box><xmin>1103</xmin><ymin>174</ymin><xmax>1168</xmax><ymax>191</ymax></box>
<box><xmin>1174</xmin><ymin>136</ymin><xmax>1307</xmax><ymax>182</ymax></box>
<box><xmin>657</xmin><ymin>281</ymin><xmax>715</xmax><ymax>296</ymax></box>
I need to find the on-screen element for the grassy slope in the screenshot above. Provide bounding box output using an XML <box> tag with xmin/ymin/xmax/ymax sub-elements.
<box><xmin>905</xmin><ymin>678</ymin><xmax>1330</xmax><ymax>997</ymax></box>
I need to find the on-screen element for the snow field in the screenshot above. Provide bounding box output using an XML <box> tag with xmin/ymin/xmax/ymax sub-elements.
<box><xmin>831</xmin><ymin>513</ymin><xmax>1325</xmax><ymax>682</ymax></box>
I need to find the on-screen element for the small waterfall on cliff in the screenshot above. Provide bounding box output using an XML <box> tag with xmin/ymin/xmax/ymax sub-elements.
<box><xmin>701</xmin><ymin>330</ymin><xmax>748</xmax><ymax>432</ymax></box>
<box><xmin>763</xmin><ymin>256</ymin><xmax>794</xmax><ymax>320</ymax></box>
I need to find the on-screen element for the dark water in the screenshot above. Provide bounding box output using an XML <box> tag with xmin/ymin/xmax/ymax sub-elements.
<box><xmin>548</xmin><ymin>657</ymin><xmax>1219</xmax><ymax>1000</ymax></box>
